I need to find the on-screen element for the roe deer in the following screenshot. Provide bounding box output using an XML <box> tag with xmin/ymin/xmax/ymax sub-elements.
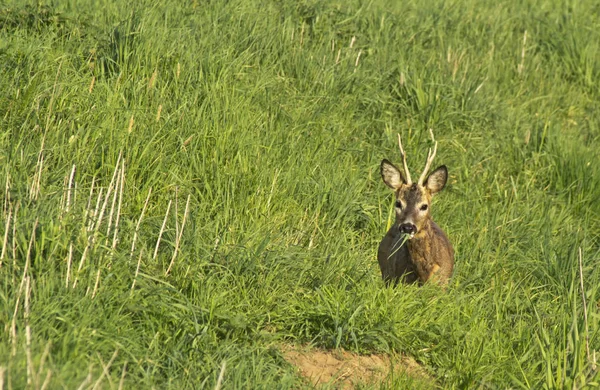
<box><xmin>378</xmin><ymin>130</ymin><xmax>454</xmax><ymax>286</ymax></box>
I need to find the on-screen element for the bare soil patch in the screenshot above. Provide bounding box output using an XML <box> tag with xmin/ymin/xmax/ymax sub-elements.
<box><xmin>281</xmin><ymin>345</ymin><xmax>429</xmax><ymax>388</ymax></box>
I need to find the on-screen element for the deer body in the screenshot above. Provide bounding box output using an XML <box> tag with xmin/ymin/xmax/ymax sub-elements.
<box><xmin>378</xmin><ymin>217</ymin><xmax>453</xmax><ymax>285</ymax></box>
<box><xmin>378</xmin><ymin>132</ymin><xmax>454</xmax><ymax>286</ymax></box>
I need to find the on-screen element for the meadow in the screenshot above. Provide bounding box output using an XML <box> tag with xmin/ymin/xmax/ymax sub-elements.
<box><xmin>1</xmin><ymin>0</ymin><xmax>599</xmax><ymax>388</ymax></box>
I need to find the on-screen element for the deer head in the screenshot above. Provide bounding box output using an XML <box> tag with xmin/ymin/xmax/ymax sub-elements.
<box><xmin>380</xmin><ymin>130</ymin><xmax>448</xmax><ymax>239</ymax></box>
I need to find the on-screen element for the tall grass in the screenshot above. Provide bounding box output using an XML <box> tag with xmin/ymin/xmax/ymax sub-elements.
<box><xmin>1</xmin><ymin>0</ymin><xmax>599</xmax><ymax>388</ymax></box>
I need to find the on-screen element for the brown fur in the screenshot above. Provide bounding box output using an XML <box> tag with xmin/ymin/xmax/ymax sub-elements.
<box><xmin>378</xmin><ymin>159</ymin><xmax>454</xmax><ymax>286</ymax></box>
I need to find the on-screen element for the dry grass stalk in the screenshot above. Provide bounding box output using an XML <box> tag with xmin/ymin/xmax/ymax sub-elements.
<box><xmin>94</xmin><ymin>153</ymin><xmax>122</xmax><ymax>236</ymax></box>
<box><xmin>166</xmin><ymin>194</ymin><xmax>191</xmax><ymax>275</ymax></box>
<box><xmin>153</xmin><ymin>200</ymin><xmax>172</xmax><ymax>261</ymax></box>
<box><xmin>156</xmin><ymin>104</ymin><xmax>162</xmax><ymax>122</ymax></box>
<box><xmin>214</xmin><ymin>360</ymin><xmax>226</xmax><ymax>390</ymax></box>
<box><xmin>127</xmin><ymin>115</ymin><xmax>134</xmax><ymax>134</ymax></box>
<box><xmin>131</xmin><ymin>250</ymin><xmax>144</xmax><ymax>294</ymax></box>
<box><xmin>29</xmin><ymin>146</ymin><xmax>45</xmax><ymax>201</ymax></box>
<box><xmin>11</xmin><ymin>203</ymin><xmax>20</xmax><ymax>279</ymax></box>
<box><xmin>105</xmin><ymin>164</ymin><xmax>121</xmax><ymax>242</ymax></box>
<box><xmin>89</xmin><ymin>76</ymin><xmax>95</xmax><ymax>93</ymax></box>
<box><xmin>0</xmin><ymin>204</ymin><xmax>11</xmax><ymax>265</ymax></box>
<box><xmin>354</xmin><ymin>50</ymin><xmax>362</xmax><ymax>68</ymax></box>
<box><xmin>266</xmin><ymin>169</ymin><xmax>280</xmax><ymax>213</ymax></box>
<box><xmin>76</xmin><ymin>364</ymin><xmax>93</xmax><ymax>390</ymax></box>
<box><xmin>40</xmin><ymin>370</ymin><xmax>52</xmax><ymax>390</ymax></box>
<box><xmin>118</xmin><ymin>361</ymin><xmax>128</xmax><ymax>390</ymax></box>
<box><xmin>2</xmin><ymin>171</ymin><xmax>9</xmax><ymax>218</ymax></box>
<box><xmin>130</xmin><ymin>187</ymin><xmax>152</xmax><ymax>260</ymax></box>
<box><xmin>0</xmin><ymin>366</ymin><xmax>5</xmax><ymax>390</ymax></box>
<box><xmin>11</xmin><ymin>219</ymin><xmax>38</xmax><ymax>356</ymax></box>
<box><xmin>66</xmin><ymin>164</ymin><xmax>76</xmax><ymax>212</ymax></box>
<box><xmin>25</xmin><ymin>276</ymin><xmax>34</xmax><ymax>387</ymax></box>
<box><xmin>91</xmin><ymin>349</ymin><xmax>119</xmax><ymax>390</ymax></box>
<box><xmin>88</xmin><ymin>187</ymin><xmax>103</xmax><ymax>232</ymax></box>
<box><xmin>518</xmin><ymin>30</ymin><xmax>527</xmax><ymax>75</ymax></box>
<box><xmin>182</xmin><ymin>135</ymin><xmax>194</xmax><ymax>150</ymax></box>
<box><xmin>174</xmin><ymin>188</ymin><xmax>180</xmax><ymax>240</ymax></box>
<box><xmin>578</xmin><ymin>247</ymin><xmax>595</xmax><ymax>370</ymax></box>
<box><xmin>37</xmin><ymin>340</ymin><xmax>52</xmax><ymax>384</ymax></box>
<box><xmin>111</xmin><ymin>160</ymin><xmax>126</xmax><ymax>252</ymax></box>
<box><xmin>83</xmin><ymin>177</ymin><xmax>96</xmax><ymax>231</ymax></box>
<box><xmin>91</xmin><ymin>269</ymin><xmax>101</xmax><ymax>299</ymax></box>
<box><xmin>66</xmin><ymin>243</ymin><xmax>73</xmax><ymax>288</ymax></box>
<box><xmin>148</xmin><ymin>69</ymin><xmax>158</xmax><ymax>89</ymax></box>
<box><xmin>72</xmin><ymin>245</ymin><xmax>88</xmax><ymax>289</ymax></box>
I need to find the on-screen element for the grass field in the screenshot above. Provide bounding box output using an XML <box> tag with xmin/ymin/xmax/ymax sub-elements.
<box><xmin>1</xmin><ymin>0</ymin><xmax>600</xmax><ymax>388</ymax></box>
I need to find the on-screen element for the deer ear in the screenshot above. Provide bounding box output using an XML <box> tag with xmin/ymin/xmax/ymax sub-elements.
<box><xmin>425</xmin><ymin>165</ymin><xmax>448</xmax><ymax>194</ymax></box>
<box><xmin>380</xmin><ymin>159</ymin><xmax>406</xmax><ymax>189</ymax></box>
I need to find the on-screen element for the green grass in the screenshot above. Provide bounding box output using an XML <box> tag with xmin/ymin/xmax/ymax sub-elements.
<box><xmin>1</xmin><ymin>0</ymin><xmax>599</xmax><ymax>388</ymax></box>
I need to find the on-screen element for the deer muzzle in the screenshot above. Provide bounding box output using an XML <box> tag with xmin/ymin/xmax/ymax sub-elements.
<box><xmin>399</xmin><ymin>223</ymin><xmax>417</xmax><ymax>238</ymax></box>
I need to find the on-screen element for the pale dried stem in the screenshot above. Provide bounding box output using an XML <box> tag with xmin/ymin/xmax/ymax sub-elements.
<box><xmin>40</xmin><ymin>370</ymin><xmax>52</xmax><ymax>390</ymax></box>
<box><xmin>0</xmin><ymin>205</ymin><xmax>11</xmax><ymax>264</ymax></box>
<box><xmin>131</xmin><ymin>250</ymin><xmax>144</xmax><ymax>294</ymax></box>
<box><xmin>105</xmin><ymin>164</ymin><xmax>121</xmax><ymax>242</ymax></box>
<box><xmin>3</xmin><ymin>171</ymin><xmax>9</xmax><ymax>217</ymax></box>
<box><xmin>37</xmin><ymin>340</ymin><xmax>52</xmax><ymax>383</ymax></box>
<box><xmin>89</xmin><ymin>188</ymin><xmax>103</xmax><ymax>232</ymax></box>
<box><xmin>166</xmin><ymin>194</ymin><xmax>191</xmax><ymax>275</ymax></box>
<box><xmin>397</xmin><ymin>134</ymin><xmax>412</xmax><ymax>184</ymax></box>
<box><xmin>66</xmin><ymin>243</ymin><xmax>73</xmax><ymax>288</ymax></box>
<box><xmin>0</xmin><ymin>366</ymin><xmax>5</xmax><ymax>390</ymax></box>
<box><xmin>94</xmin><ymin>153</ymin><xmax>122</xmax><ymax>238</ymax></box>
<box><xmin>11</xmin><ymin>203</ymin><xmax>19</xmax><ymax>280</ymax></box>
<box><xmin>66</xmin><ymin>164</ymin><xmax>76</xmax><ymax>212</ymax></box>
<box><xmin>91</xmin><ymin>349</ymin><xmax>119</xmax><ymax>390</ymax></box>
<box><xmin>25</xmin><ymin>276</ymin><xmax>34</xmax><ymax>387</ymax></box>
<box><xmin>76</xmin><ymin>364</ymin><xmax>93</xmax><ymax>390</ymax></box>
<box><xmin>578</xmin><ymin>247</ymin><xmax>595</xmax><ymax>370</ymax></box>
<box><xmin>11</xmin><ymin>219</ymin><xmax>37</xmax><ymax>356</ymax></box>
<box><xmin>174</xmin><ymin>188</ymin><xmax>179</xmax><ymax>242</ymax></box>
<box><xmin>266</xmin><ymin>170</ymin><xmax>280</xmax><ymax>213</ymax></box>
<box><xmin>72</xmin><ymin>245</ymin><xmax>88</xmax><ymax>289</ymax></box>
<box><xmin>29</xmin><ymin>149</ymin><xmax>45</xmax><ymax>201</ymax></box>
<box><xmin>84</xmin><ymin>178</ymin><xmax>96</xmax><ymax>230</ymax></box>
<box><xmin>153</xmin><ymin>200</ymin><xmax>172</xmax><ymax>261</ymax></box>
<box><xmin>518</xmin><ymin>30</ymin><xmax>527</xmax><ymax>75</ymax></box>
<box><xmin>417</xmin><ymin>129</ymin><xmax>438</xmax><ymax>186</ymax></box>
<box><xmin>91</xmin><ymin>268</ymin><xmax>101</xmax><ymax>299</ymax></box>
<box><xmin>215</xmin><ymin>360</ymin><xmax>226</xmax><ymax>390</ymax></box>
<box><xmin>111</xmin><ymin>160</ymin><xmax>125</xmax><ymax>253</ymax></box>
<box><xmin>118</xmin><ymin>361</ymin><xmax>128</xmax><ymax>390</ymax></box>
<box><xmin>354</xmin><ymin>50</ymin><xmax>362</xmax><ymax>67</ymax></box>
<box><xmin>130</xmin><ymin>187</ymin><xmax>152</xmax><ymax>260</ymax></box>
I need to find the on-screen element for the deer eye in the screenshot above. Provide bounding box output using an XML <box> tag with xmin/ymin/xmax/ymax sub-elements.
<box><xmin>420</xmin><ymin>204</ymin><xmax>428</xmax><ymax>211</ymax></box>
<box><xmin>395</xmin><ymin>200</ymin><xmax>402</xmax><ymax>209</ymax></box>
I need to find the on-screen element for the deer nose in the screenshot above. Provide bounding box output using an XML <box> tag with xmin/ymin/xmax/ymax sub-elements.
<box><xmin>399</xmin><ymin>223</ymin><xmax>417</xmax><ymax>235</ymax></box>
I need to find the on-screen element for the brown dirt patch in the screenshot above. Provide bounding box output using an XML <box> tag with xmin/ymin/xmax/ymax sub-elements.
<box><xmin>281</xmin><ymin>345</ymin><xmax>428</xmax><ymax>389</ymax></box>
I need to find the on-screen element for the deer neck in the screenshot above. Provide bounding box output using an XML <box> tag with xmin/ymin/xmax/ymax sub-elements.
<box><xmin>406</xmin><ymin>219</ymin><xmax>435</xmax><ymax>273</ymax></box>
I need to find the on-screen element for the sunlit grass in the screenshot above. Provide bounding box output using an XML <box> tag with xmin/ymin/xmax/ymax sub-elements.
<box><xmin>1</xmin><ymin>0</ymin><xmax>599</xmax><ymax>388</ymax></box>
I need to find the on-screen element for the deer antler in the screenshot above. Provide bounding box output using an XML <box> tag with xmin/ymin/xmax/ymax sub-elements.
<box><xmin>417</xmin><ymin>129</ymin><xmax>438</xmax><ymax>186</ymax></box>
<box><xmin>397</xmin><ymin>133</ymin><xmax>412</xmax><ymax>184</ymax></box>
